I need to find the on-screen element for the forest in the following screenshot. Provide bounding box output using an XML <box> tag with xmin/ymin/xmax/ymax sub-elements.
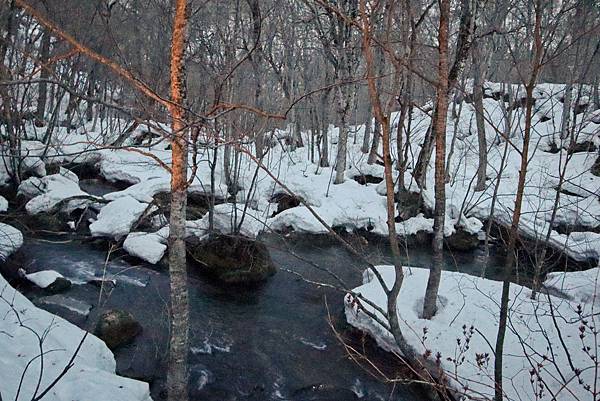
<box><xmin>0</xmin><ymin>0</ymin><xmax>599</xmax><ymax>401</ymax></box>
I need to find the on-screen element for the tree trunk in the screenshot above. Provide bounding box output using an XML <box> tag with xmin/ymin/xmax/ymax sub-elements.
<box><xmin>36</xmin><ymin>29</ymin><xmax>51</xmax><ymax>123</ymax></box>
<box><xmin>422</xmin><ymin>0</ymin><xmax>450</xmax><ymax>320</ymax></box>
<box><xmin>319</xmin><ymin>89</ymin><xmax>330</xmax><ymax>167</ymax></box>
<box><xmin>494</xmin><ymin>3</ymin><xmax>543</xmax><ymax>398</ymax></box>
<box><xmin>367</xmin><ymin>120</ymin><xmax>380</xmax><ymax>164</ymax></box>
<box><xmin>473</xmin><ymin>41</ymin><xmax>488</xmax><ymax>192</ymax></box>
<box><xmin>167</xmin><ymin>1</ymin><xmax>190</xmax><ymax>401</ymax></box>
<box><xmin>334</xmin><ymin>86</ymin><xmax>349</xmax><ymax>184</ymax></box>
<box><xmin>361</xmin><ymin>107</ymin><xmax>372</xmax><ymax>154</ymax></box>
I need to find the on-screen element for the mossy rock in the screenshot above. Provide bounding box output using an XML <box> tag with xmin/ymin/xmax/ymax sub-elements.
<box><xmin>188</xmin><ymin>234</ymin><xmax>276</xmax><ymax>284</ymax></box>
<box><xmin>95</xmin><ymin>309</ymin><xmax>142</xmax><ymax>350</ymax></box>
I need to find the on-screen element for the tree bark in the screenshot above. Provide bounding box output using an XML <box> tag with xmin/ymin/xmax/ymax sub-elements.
<box><xmin>167</xmin><ymin>1</ymin><xmax>190</xmax><ymax>401</ymax></box>
<box><xmin>473</xmin><ymin>41</ymin><xmax>488</xmax><ymax>192</ymax></box>
<box><xmin>494</xmin><ymin>3</ymin><xmax>543</xmax><ymax>398</ymax></box>
<box><xmin>422</xmin><ymin>0</ymin><xmax>450</xmax><ymax>320</ymax></box>
<box><xmin>36</xmin><ymin>29</ymin><xmax>51</xmax><ymax>123</ymax></box>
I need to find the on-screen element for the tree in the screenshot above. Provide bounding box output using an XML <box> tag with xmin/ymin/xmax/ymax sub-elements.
<box><xmin>166</xmin><ymin>1</ymin><xmax>190</xmax><ymax>400</ymax></box>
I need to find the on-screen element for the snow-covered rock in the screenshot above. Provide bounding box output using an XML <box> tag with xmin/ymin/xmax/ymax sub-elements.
<box><xmin>123</xmin><ymin>230</ymin><xmax>168</xmax><ymax>264</ymax></box>
<box><xmin>90</xmin><ymin>196</ymin><xmax>150</xmax><ymax>240</ymax></box>
<box><xmin>0</xmin><ymin>223</ymin><xmax>23</xmax><ymax>260</ymax></box>
<box><xmin>24</xmin><ymin>270</ymin><xmax>65</xmax><ymax>288</ymax></box>
<box><xmin>0</xmin><ymin>274</ymin><xmax>152</xmax><ymax>401</ymax></box>
<box><xmin>21</xmin><ymin>174</ymin><xmax>95</xmax><ymax>215</ymax></box>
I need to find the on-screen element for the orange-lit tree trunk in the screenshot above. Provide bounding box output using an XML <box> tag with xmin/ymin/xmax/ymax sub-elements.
<box><xmin>422</xmin><ymin>0</ymin><xmax>450</xmax><ymax>320</ymax></box>
<box><xmin>167</xmin><ymin>1</ymin><xmax>190</xmax><ymax>400</ymax></box>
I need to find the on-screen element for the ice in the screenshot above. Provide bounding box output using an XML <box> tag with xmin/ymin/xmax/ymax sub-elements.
<box><xmin>37</xmin><ymin>294</ymin><xmax>93</xmax><ymax>316</ymax></box>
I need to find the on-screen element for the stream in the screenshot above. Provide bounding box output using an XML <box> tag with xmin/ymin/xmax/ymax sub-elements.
<box><xmin>19</xmin><ymin>230</ymin><xmax>515</xmax><ymax>401</ymax></box>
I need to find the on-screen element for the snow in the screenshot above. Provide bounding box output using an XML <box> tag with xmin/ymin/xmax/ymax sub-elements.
<box><xmin>0</xmin><ymin>220</ymin><xmax>151</xmax><ymax>401</ymax></box>
<box><xmin>0</xmin><ymin>195</ymin><xmax>8</xmax><ymax>212</ymax></box>
<box><xmin>25</xmin><ymin>270</ymin><xmax>65</xmax><ymax>288</ymax></box>
<box><xmin>20</xmin><ymin>173</ymin><xmax>96</xmax><ymax>215</ymax></box>
<box><xmin>123</xmin><ymin>230</ymin><xmax>168</xmax><ymax>264</ymax></box>
<box><xmin>0</xmin><ymin>223</ymin><xmax>23</xmax><ymax>261</ymax></box>
<box><xmin>0</xmin><ymin>275</ymin><xmax>152</xmax><ymax>401</ymax></box>
<box><xmin>346</xmin><ymin>266</ymin><xmax>598</xmax><ymax>401</ymax></box>
<box><xmin>544</xmin><ymin>267</ymin><xmax>599</xmax><ymax>305</ymax></box>
<box><xmin>89</xmin><ymin>195</ymin><xmax>150</xmax><ymax>240</ymax></box>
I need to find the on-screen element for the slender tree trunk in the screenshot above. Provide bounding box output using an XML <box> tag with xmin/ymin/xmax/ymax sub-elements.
<box><xmin>334</xmin><ymin>86</ymin><xmax>349</xmax><ymax>184</ymax></box>
<box><xmin>36</xmin><ymin>29</ymin><xmax>51</xmax><ymax>124</ymax></box>
<box><xmin>494</xmin><ymin>3</ymin><xmax>543</xmax><ymax>398</ymax></box>
<box><xmin>560</xmin><ymin>83</ymin><xmax>573</xmax><ymax>141</ymax></box>
<box><xmin>361</xmin><ymin>107</ymin><xmax>372</xmax><ymax>154</ymax></box>
<box><xmin>473</xmin><ymin>41</ymin><xmax>488</xmax><ymax>191</ymax></box>
<box><xmin>167</xmin><ymin>1</ymin><xmax>190</xmax><ymax>400</ymax></box>
<box><xmin>367</xmin><ymin>120</ymin><xmax>380</xmax><ymax>164</ymax></box>
<box><xmin>319</xmin><ymin>89</ymin><xmax>330</xmax><ymax>167</ymax></box>
<box><xmin>422</xmin><ymin>0</ymin><xmax>450</xmax><ymax>320</ymax></box>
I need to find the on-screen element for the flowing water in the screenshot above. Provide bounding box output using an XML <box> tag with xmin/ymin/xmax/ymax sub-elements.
<box><xmin>19</xmin><ymin>230</ymin><xmax>514</xmax><ymax>401</ymax></box>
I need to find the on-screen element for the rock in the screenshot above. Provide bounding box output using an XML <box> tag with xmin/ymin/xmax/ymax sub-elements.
<box><xmin>395</xmin><ymin>189</ymin><xmax>422</xmax><ymax>222</ymax></box>
<box><xmin>23</xmin><ymin>269</ymin><xmax>71</xmax><ymax>293</ymax></box>
<box><xmin>188</xmin><ymin>234</ymin><xmax>276</xmax><ymax>284</ymax></box>
<box><xmin>445</xmin><ymin>228</ymin><xmax>479</xmax><ymax>251</ymax></box>
<box><xmin>568</xmin><ymin>140</ymin><xmax>597</xmax><ymax>154</ymax></box>
<box><xmin>88</xmin><ymin>277</ymin><xmax>117</xmax><ymax>290</ymax></box>
<box><xmin>352</xmin><ymin>174</ymin><xmax>383</xmax><ymax>185</ymax></box>
<box><xmin>270</xmin><ymin>192</ymin><xmax>302</xmax><ymax>216</ymax></box>
<box><xmin>591</xmin><ymin>157</ymin><xmax>600</xmax><ymax>177</ymax></box>
<box><xmin>293</xmin><ymin>384</ymin><xmax>359</xmax><ymax>401</ymax></box>
<box><xmin>46</xmin><ymin>277</ymin><xmax>72</xmax><ymax>293</ymax></box>
<box><xmin>95</xmin><ymin>309</ymin><xmax>142</xmax><ymax>350</ymax></box>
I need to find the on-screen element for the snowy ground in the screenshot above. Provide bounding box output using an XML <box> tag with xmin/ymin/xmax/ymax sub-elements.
<box><xmin>6</xmin><ymin>82</ymin><xmax>599</xmax><ymax>268</ymax></box>
<box><xmin>345</xmin><ymin>266</ymin><xmax>599</xmax><ymax>401</ymax></box>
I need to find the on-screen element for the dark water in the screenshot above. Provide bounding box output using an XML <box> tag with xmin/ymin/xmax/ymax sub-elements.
<box><xmin>20</xmin><ymin>232</ymin><xmax>511</xmax><ymax>401</ymax></box>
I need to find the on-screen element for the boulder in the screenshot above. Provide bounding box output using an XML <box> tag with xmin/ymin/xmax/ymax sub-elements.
<box><xmin>188</xmin><ymin>234</ymin><xmax>276</xmax><ymax>284</ymax></box>
<box><xmin>568</xmin><ymin>140</ymin><xmax>597</xmax><ymax>154</ymax></box>
<box><xmin>46</xmin><ymin>277</ymin><xmax>72</xmax><ymax>293</ymax></box>
<box><xmin>352</xmin><ymin>174</ymin><xmax>383</xmax><ymax>185</ymax></box>
<box><xmin>395</xmin><ymin>189</ymin><xmax>422</xmax><ymax>222</ymax></box>
<box><xmin>95</xmin><ymin>309</ymin><xmax>142</xmax><ymax>350</ymax></box>
<box><xmin>445</xmin><ymin>228</ymin><xmax>479</xmax><ymax>251</ymax></box>
<box><xmin>270</xmin><ymin>192</ymin><xmax>302</xmax><ymax>216</ymax></box>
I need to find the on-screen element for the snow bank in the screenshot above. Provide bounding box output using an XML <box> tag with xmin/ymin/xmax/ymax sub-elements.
<box><xmin>0</xmin><ymin>274</ymin><xmax>152</xmax><ymax>401</ymax></box>
<box><xmin>0</xmin><ymin>195</ymin><xmax>8</xmax><ymax>212</ymax></box>
<box><xmin>346</xmin><ymin>266</ymin><xmax>598</xmax><ymax>401</ymax></box>
<box><xmin>544</xmin><ymin>267</ymin><xmax>599</xmax><ymax>305</ymax></box>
